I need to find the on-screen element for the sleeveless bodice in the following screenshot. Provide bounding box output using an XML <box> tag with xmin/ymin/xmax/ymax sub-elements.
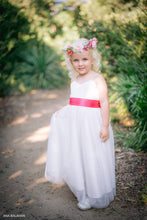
<box><xmin>70</xmin><ymin>80</ymin><xmax>99</xmax><ymax>100</ymax></box>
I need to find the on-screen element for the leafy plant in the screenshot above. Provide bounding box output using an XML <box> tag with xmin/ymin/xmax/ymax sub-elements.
<box><xmin>0</xmin><ymin>0</ymin><xmax>30</xmax><ymax>96</ymax></box>
<box><xmin>112</xmin><ymin>73</ymin><xmax>147</xmax><ymax>151</ymax></box>
<box><xmin>14</xmin><ymin>41</ymin><xmax>68</xmax><ymax>91</ymax></box>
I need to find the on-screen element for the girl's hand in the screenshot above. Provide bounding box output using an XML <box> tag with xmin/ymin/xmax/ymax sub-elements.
<box><xmin>99</xmin><ymin>126</ymin><xmax>109</xmax><ymax>142</ymax></box>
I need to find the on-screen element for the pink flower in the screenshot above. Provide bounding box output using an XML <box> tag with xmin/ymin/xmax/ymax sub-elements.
<box><xmin>83</xmin><ymin>46</ymin><xmax>89</xmax><ymax>50</ymax></box>
<box><xmin>89</xmin><ymin>40</ymin><xmax>92</xmax><ymax>48</ymax></box>
<box><xmin>92</xmin><ymin>37</ymin><xmax>98</xmax><ymax>43</ymax></box>
<box><xmin>66</xmin><ymin>50</ymin><xmax>73</xmax><ymax>56</ymax></box>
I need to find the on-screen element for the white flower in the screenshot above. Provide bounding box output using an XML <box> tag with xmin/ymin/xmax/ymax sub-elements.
<box><xmin>73</xmin><ymin>45</ymin><xmax>82</xmax><ymax>52</ymax></box>
<box><xmin>92</xmin><ymin>41</ymin><xmax>97</xmax><ymax>48</ymax></box>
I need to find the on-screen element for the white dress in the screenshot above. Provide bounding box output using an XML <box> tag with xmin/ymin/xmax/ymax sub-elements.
<box><xmin>45</xmin><ymin>79</ymin><xmax>116</xmax><ymax>208</ymax></box>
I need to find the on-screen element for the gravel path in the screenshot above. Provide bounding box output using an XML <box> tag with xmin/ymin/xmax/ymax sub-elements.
<box><xmin>0</xmin><ymin>88</ymin><xmax>146</xmax><ymax>220</ymax></box>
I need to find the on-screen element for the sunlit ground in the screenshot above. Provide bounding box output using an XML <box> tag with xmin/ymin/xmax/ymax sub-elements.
<box><xmin>0</xmin><ymin>89</ymin><xmax>69</xmax><ymax>217</ymax></box>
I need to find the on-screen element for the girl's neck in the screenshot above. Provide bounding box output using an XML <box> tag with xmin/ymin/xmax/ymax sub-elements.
<box><xmin>77</xmin><ymin>71</ymin><xmax>94</xmax><ymax>81</ymax></box>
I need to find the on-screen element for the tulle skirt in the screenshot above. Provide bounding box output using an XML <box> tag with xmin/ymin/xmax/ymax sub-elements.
<box><xmin>45</xmin><ymin>105</ymin><xmax>116</xmax><ymax>208</ymax></box>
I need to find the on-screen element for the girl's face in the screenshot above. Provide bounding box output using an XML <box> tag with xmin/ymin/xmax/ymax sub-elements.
<box><xmin>71</xmin><ymin>50</ymin><xmax>93</xmax><ymax>76</ymax></box>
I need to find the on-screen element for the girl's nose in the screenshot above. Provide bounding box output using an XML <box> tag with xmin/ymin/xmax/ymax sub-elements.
<box><xmin>79</xmin><ymin>60</ymin><xmax>83</xmax><ymax>66</ymax></box>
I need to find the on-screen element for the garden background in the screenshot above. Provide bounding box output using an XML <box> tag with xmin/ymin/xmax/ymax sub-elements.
<box><xmin>1</xmin><ymin>0</ymin><xmax>146</xmax><ymax>152</ymax></box>
<box><xmin>0</xmin><ymin>1</ymin><xmax>147</xmax><ymax>218</ymax></box>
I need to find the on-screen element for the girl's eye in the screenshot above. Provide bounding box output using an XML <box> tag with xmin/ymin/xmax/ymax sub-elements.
<box><xmin>73</xmin><ymin>59</ymin><xmax>78</xmax><ymax>62</ymax></box>
<box><xmin>83</xmin><ymin>58</ymin><xmax>88</xmax><ymax>61</ymax></box>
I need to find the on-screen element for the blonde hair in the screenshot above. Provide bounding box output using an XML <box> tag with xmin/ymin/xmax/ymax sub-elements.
<box><xmin>64</xmin><ymin>38</ymin><xmax>101</xmax><ymax>78</ymax></box>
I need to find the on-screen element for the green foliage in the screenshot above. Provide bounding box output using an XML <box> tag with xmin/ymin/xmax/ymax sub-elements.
<box><xmin>14</xmin><ymin>40</ymin><xmax>67</xmax><ymax>91</ymax></box>
<box><xmin>112</xmin><ymin>73</ymin><xmax>147</xmax><ymax>151</ymax></box>
<box><xmin>0</xmin><ymin>0</ymin><xmax>30</xmax><ymax>96</ymax></box>
<box><xmin>76</xmin><ymin>18</ymin><xmax>146</xmax><ymax>76</ymax></box>
<box><xmin>140</xmin><ymin>185</ymin><xmax>147</xmax><ymax>205</ymax></box>
<box><xmin>0</xmin><ymin>0</ymin><xmax>68</xmax><ymax>96</ymax></box>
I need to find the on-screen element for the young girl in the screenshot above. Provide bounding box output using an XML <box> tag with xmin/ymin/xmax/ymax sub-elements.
<box><xmin>45</xmin><ymin>38</ymin><xmax>116</xmax><ymax>210</ymax></box>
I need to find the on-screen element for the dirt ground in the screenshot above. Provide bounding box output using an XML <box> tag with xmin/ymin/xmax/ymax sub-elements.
<box><xmin>0</xmin><ymin>87</ymin><xmax>146</xmax><ymax>220</ymax></box>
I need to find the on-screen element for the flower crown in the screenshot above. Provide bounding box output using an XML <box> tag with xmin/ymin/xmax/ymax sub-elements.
<box><xmin>63</xmin><ymin>38</ymin><xmax>98</xmax><ymax>56</ymax></box>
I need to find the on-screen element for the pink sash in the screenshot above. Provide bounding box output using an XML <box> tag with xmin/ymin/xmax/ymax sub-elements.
<box><xmin>69</xmin><ymin>97</ymin><xmax>101</xmax><ymax>108</ymax></box>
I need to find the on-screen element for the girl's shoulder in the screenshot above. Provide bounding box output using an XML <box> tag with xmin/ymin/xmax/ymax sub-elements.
<box><xmin>93</xmin><ymin>72</ymin><xmax>106</xmax><ymax>83</ymax></box>
<box><xmin>93</xmin><ymin>72</ymin><xmax>108</xmax><ymax>89</ymax></box>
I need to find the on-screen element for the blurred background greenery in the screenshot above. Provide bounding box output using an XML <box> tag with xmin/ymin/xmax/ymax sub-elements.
<box><xmin>0</xmin><ymin>0</ymin><xmax>146</xmax><ymax>151</ymax></box>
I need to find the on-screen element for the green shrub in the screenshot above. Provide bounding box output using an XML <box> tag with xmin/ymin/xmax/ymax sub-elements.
<box><xmin>112</xmin><ymin>73</ymin><xmax>147</xmax><ymax>152</ymax></box>
<box><xmin>0</xmin><ymin>0</ymin><xmax>30</xmax><ymax>96</ymax></box>
<box><xmin>14</xmin><ymin>41</ymin><xmax>68</xmax><ymax>92</ymax></box>
<box><xmin>0</xmin><ymin>0</ymin><xmax>68</xmax><ymax>96</ymax></box>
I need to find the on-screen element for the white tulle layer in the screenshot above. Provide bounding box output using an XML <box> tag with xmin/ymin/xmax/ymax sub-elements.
<box><xmin>45</xmin><ymin>105</ymin><xmax>116</xmax><ymax>208</ymax></box>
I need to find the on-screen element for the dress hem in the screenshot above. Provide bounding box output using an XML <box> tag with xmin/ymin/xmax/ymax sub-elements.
<box><xmin>45</xmin><ymin>172</ymin><xmax>116</xmax><ymax>209</ymax></box>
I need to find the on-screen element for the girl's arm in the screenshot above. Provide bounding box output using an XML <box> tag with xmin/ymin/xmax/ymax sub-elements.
<box><xmin>95</xmin><ymin>76</ymin><xmax>110</xmax><ymax>142</ymax></box>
